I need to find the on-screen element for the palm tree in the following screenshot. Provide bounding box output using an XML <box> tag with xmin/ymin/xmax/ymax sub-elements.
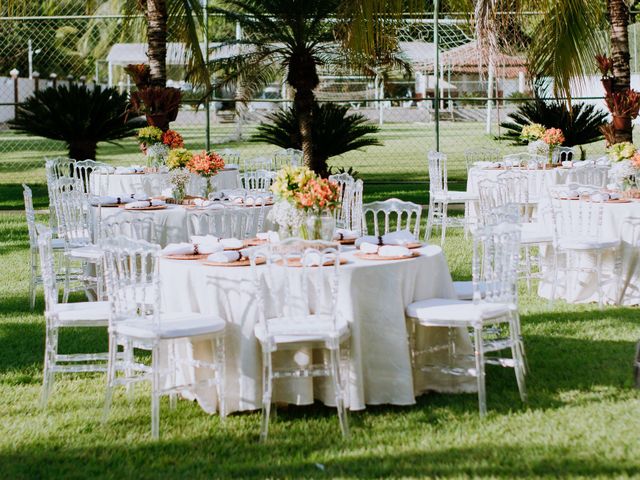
<box><xmin>209</xmin><ymin>0</ymin><xmax>342</xmax><ymax>174</ymax></box>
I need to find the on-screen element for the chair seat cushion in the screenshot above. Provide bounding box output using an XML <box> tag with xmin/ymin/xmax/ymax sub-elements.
<box><xmin>558</xmin><ymin>237</ymin><xmax>620</xmax><ymax>251</ymax></box>
<box><xmin>51</xmin><ymin>300</ymin><xmax>110</xmax><ymax>325</ymax></box>
<box><xmin>113</xmin><ymin>313</ymin><xmax>225</xmax><ymax>340</ymax></box>
<box><xmin>254</xmin><ymin>314</ymin><xmax>350</xmax><ymax>345</ymax></box>
<box><xmin>68</xmin><ymin>244</ymin><xmax>104</xmax><ymax>260</ymax></box>
<box><xmin>406</xmin><ymin>297</ymin><xmax>512</xmax><ymax>325</ymax></box>
<box><xmin>521</xmin><ymin>223</ymin><xmax>553</xmax><ymax>244</ymax></box>
<box><xmin>453</xmin><ymin>281</ymin><xmax>486</xmax><ymax>300</ymax></box>
<box><xmin>433</xmin><ymin>190</ymin><xmax>478</xmax><ymax>202</ymax></box>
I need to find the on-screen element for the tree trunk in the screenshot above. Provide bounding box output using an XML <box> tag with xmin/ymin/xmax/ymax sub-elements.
<box><xmin>609</xmin><ymin>0</ymin><xmax>632</xmax><ymax>143</ymax></box>
<box><xmin>146</xmin><ymin>0</ymin><xmax>168</xmax><ymax>87</ymax></box>
<box><xmin>294</xmin><ymin>88</ymin><xmax>321</xmax><ymax>174</ymax></box>
<box><xmin>68</xmin><ymin>140</ymin><xmax>97</xmax><ymax>161</ymax></box>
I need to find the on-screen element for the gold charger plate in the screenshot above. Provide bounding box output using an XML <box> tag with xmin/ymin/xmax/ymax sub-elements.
<box><xmin>354</xmin><ymin>251</ymin><xmax>421</xmax><ymax>261</ymax></box>
<box><xmin>202</xmin><ymin>257</ymin><xmax>266</xmax><ymax>267</ymax></box>
<box><xmin>123</xmin><ymin>205</ymin><xmax>167</xmax><ymax>211</ymax></box>
<box><xmin>163</xmin><ymin>254</ymin><xmax>208</xmax><ymax>260</ymax></box>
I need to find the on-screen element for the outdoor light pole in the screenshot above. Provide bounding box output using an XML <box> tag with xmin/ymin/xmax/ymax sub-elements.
<box><xmin>433</xmin><ymin>0</ymin><xmax>440</xmax><ymax>152</ymax></box>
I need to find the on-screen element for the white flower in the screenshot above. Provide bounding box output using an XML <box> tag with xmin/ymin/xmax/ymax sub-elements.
<box><xmin>527</xmin><ymin>139</ymin><xmax>549</xmax><ymax>156</ymax></box>
<box><xmin>146</xmin><ymin>143</ymin><xmax>170</xmax><ymax>165</ymax></box>
<box><xmin>609</xmin><ymin>159</ymin><xmax>637</xmax><ymax>184</ymax></box>
<box><xmin>168</xmin><ymin>167</ymin><xmax>191</xmax><ymax>190</ymax></box>
<box><xmin>267</xmin><ymin>200</ymin><xmax>304</xmax><ymax>229</ymax></box>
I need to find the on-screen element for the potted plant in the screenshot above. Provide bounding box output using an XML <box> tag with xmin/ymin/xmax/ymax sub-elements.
<box><xmin>605</xmin><ymin>89</ymin><xmax>640</xmax><ymax>132</ymax></box>
<box><xmin>129</xmin><ymin>86</ymin><xmax>182</xmax><ymax>132</ymax></box>
<box><xmin>596</xmin><ymin>54</ymin><xmax>615</xmax><ymax>94</ymax></box>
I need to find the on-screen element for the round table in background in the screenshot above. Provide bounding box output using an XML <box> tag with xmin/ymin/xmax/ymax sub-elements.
<box><xmin>157</xmin><ymin>245</ymin><xmax>477</xmax><ymax>415</ymax></box>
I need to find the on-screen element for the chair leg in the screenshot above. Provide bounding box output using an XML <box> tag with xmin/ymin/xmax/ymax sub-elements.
<box><xmin>125</xmin><ymin>339</ymin><xmax>135</xmax><ymax>402</ymax></box>
<box><xmin>102</xmin><ymin>332</ymin><xmax>118</xmax><ymax>423</ymax></box>
<box><xmin>425</xmin><ymin>199</ymin><xmax>435</xmax><ymax>242</ymax></box>
<box><xmin>29</xmin><ymin>252</ymin><xmax>37</xmax><ymax>311</ymax></box>
<box><xmin>40</xmin><ymin>324</ymin><xmax>57</xmax><ymax>409</ymax></box>
<box><xmin>595</xmin><ymin>251</ymin><xmax>604</xmax><ymax>310</ymax></box>
<box><xmin>524</xmin><ymin>246</ymin><xmax>532</xmax><ymax>293</ymax></box>
<box><xmin>151</xmin><ymin>345</ymin><xmax>161</xmax><ymax>439</ymax></box>
<box><xmin>473</xmin><ymin>326</ymin><xmax>487</xmax><ymax>417</ymax></box>
<box><xmin>510</xmin><ymin>318</ymin><xmax>528</xmax><ymax>404</ymax></box>
<box><xmin>260</xmin><ymin>350</ymin><xmax>273</xmax><ymax>442</ymax></box>
<box><xmin>214</xmin><ymin>335</ymin><xmax>226</xmax><ymax>420</ymax></box>
<box><xmin>440</xmin><ymin>202</ymin><xmax>448</xmax><ymax>246</ymax></box>
<box><xmin>463</xmin><ymin>201</ymin><xmax>470</xmax><ymax>239</ymax></box>
<box><xmin>330</xmin><ymin>347</ymin><xmax>349</xmax><ymax>439</ymax></box>
<box><xmin>63</xmin><ymin>256</ymin><xmax>71</xmax><ymax>303</ymax></box>
<box><xmin>169</xmin><ymin>341</ymin><xmax>177</xmax><ymax>411</ymax></box>
<box><xmin>548</xmin><ymin>251</ymin><xmax>559</xmax><ymax>309</ymax></box>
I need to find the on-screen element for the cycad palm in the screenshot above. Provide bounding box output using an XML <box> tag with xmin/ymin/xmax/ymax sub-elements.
<box><xmin>209</xmin><ymin>0</ymin><xmax>342</xmax><ymax>174</ymax></box>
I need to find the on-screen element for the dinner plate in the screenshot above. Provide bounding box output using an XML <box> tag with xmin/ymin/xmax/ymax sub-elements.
<box><xmin>605</xmin><ymin>198</ymin><xmax>631</xmax><ymax>203</ymax></box>
<box><xmin>163</xmin><ymin>254</ymin><xmax>208</xmax><ymax>260</ymax></box>
<box><xmin>123</xmin><ymin>205</ymin><xmax>167</xmax><ymax>211</ymax></box>
<box><xmin>354</xmin><ymin>251</ymin><xmax>420</xmax><ymax>261</ymax></box>
<box><xmin>203</xmin><ymin>257</ymin><xmax>266</xmax><ymax>267</ymax></box>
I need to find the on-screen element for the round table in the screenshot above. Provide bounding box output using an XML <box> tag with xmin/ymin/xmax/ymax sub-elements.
<box><xmin>95</xmin><ymin>203</ymin><xmax>274</xmax><ymax>247</ymax></box>
<box><xmin>91</xmin><ymin>169</ymin><xmax>240</xmax><ymax>198</ymax></box>
<box><xmin>157</xmin><ymin>245</ymin><xmax>476</xmax><ymax>415</ymax></box>
<box><xmin>537</xmin><ymin>200</ymin><xmax>640</xmax><ymax>305</ymax></box>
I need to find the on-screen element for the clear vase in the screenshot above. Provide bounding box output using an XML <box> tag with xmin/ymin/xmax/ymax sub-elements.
<box><xmin>303</xmin><ymin>213</ymin><xmax>335</xmax><ymax>241</ymax></box>
<box><xmin>203</xmin><ymin>176</ymin><xmax>214</xmax><ymax>199</ymax></box>
<box><xmin>173</xmin><ymin>185</ymin><xmax>186</xmax><ymax>203</ymax></box>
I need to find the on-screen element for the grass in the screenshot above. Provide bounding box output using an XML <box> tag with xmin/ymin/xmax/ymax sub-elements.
<box><xmin>1</xmin><ymin>191</ymin><xmax>640</xmax><ymax>478</ymax></box>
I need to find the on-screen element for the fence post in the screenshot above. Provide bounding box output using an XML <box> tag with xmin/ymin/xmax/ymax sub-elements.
<box><xmin>33</xmin><ymin>71</ymin><xmax>40</xmax><ymax>92</ymax></box>
<box><xmin>50</xmin><ymin>73</ymin><xmax>57</xmax><ymax>89</ymax></box>
<box><xmin>203</xmin><ymin>0</ymin><xmax>211</xmax><ymax>151</ymax></box>
<box><xmin>433</xmin><ymin>0</ymin><xmax>440</xmax><ymax>152</ymax></box>
<box><xmin>10</xmin><ymin>68</ymin><xmax>19</xmax><ymax>119</ymax></box>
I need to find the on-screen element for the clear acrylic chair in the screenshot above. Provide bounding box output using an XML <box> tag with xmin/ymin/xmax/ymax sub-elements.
<box><xmin>426</xmin><ymin>151</ymin><xmax>478</xmax><ymax>245</ymax></box>
<box><xmin>464</xmin><ymin>147</ymin><xmax>500</xmax><ymax>171</ymax></box>
<box><xmin>548</xmin><ymin>185</ymin><xmax>621</xmax><ymax>309</ymax></box>
<box><xmin>362</xmin><ymin>198</ymin><xmax>422</xmax><ymax>238</ymax></box>
<box><xmin>35</xmin><ymin>224</ymin><xmax>111</xmax><ymax>408</ymax></box>
<box><xmin>239</xmin><ymin>169</ymin><xmax>276</xmax><ymax>193</ymax></box>
<box><xmin>100</xmin><ymin>211</ymin><xmax>158</xmax><ymax>244</ymax></box>
<box><xmin>273</xmin><ymin>148</ymin><xmax>303</xmax><ymax>169</ymax></box>
<box><xmin>328</xmin><ymin>173</ymin><xmax>356</xmax><ymax>231</ymax></box>
<box><xmin>186</xmin><ymin>207</ymin><xmax>252</xmax><ymax>239</ymax></box>
<box><xmin>101</xmin><ymin>237</ymin><xmax>226</xmax><ymax>439</ymax></box>
<box><xmin>344</xmin><ymin>180</ymin><xmax>364</xmax><ymax>236</ymax></box>
<box><xmin>250</xmin><ymin>239</ymin><xmax>350</xmax><ymax>441</ymax></box>
<box><xmin>617</xmin><ymin>217</ymin><xmax>640</xmax><ymax>305</ymax></box>
<box><xmin>503</xmin><ymin>152</ymin><xmax>547</xmax><ymax>169</ymax></box>
<box><xmin>242</xmin><ymin>193</ymin><xmax>271</xmax><ymax>236</ymax></box>
<box><xmin>72</xmin><ymin>160</ymin><xmax>112</xmax><ymax>196</ymax></box>
<box><xmin>405</xmin><ymin>221</ymin><xmax>527</xmax><ymax>416</ymax></box>
<box><xmin>571</xmin><ymin>164</ymin><xmax>610</xmax><ymax>187</ymax></box>
<box><xmin>242</xmin><ymin>156</ymin><xmax>273</xmax><ymax>173</ymax></box>
<box><xmin>219</xmin><ymin>148</ymin><xmax>241</xmax><ymax>169</ymax></box>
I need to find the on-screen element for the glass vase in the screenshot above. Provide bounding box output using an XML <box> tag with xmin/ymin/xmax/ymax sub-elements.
<box><xmin>203</xmin><ymin>176</ymin><xmax>214</xmax><ymax>199</ymax></box>
<box><xmin>302</xmin><ymin>213</ymin><xmax>335</xmax><ymax>241</ymax></box>
<box><xmin>173</xmin><ymin>185</ymin><xmax>186</xmax><ymax>204</ymax></box>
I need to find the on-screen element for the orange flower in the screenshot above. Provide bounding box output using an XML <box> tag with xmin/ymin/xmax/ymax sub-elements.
<box><xmin>162</xmin><ymin>129</ymin><xmax>185</xmax><ymax>149</ymax></box>
<box><xmin>186</xmin><ymin>150</ymin><xmax>225</xmax><ymax>177</ymax></box>
<box><xmin>632</xmin><ymin>152</ymin><xmax>640</xmax><ymax>170</ymax></box>
<box><xmin>294</xmin><ymin>178</ymin><xmax>340</xmax><ymax>212</ymax></box>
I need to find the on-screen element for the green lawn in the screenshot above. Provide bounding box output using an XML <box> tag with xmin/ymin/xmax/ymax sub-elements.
<box><xmin>1</xmin><ymin>199</ymin><xmax>639</xmax><ymax>478</ymax></box>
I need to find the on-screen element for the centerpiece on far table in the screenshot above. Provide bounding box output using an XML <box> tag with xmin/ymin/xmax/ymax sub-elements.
<box><xmin>607</xmin><ymin>142</ymin><xmax>640</xmax><ymax>192</ymax></box>
<box><xmin>521</xmin><ymin>123</ymin><xmax>565</xmax><ymax>165</ymax></box>
<box><xmin>268</xmin><ymin>165</ymin><xmax>340</xmax><ymax>240</ymax></box>
<box><xmin>186</xmin><ymin>150</ymin><xmax>226</xmax><ymax>198</ymax></box>
<box><xmin>137</xmin><ymin>126</ymin><xmax>185</xmax><ymax>171</ymax></box>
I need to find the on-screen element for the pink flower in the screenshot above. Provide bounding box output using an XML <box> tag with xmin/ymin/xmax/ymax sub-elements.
<box><xmin>542</xmin><ymin>128</ymin><xmax>565</xmax><ymax>146</ymax></box>
<box><xmin>632</xmin><ymin>152</ymin><xmax>640</xmax><ymax>170</ymax></box>
<box><xmin>186</xmin><ymin>150</ymin><xmax>225</xmax><ymax>177</ymax></box>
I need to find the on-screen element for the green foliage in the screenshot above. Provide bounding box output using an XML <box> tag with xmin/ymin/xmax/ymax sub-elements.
<box><xmin>9</xmin><ymin>84</ymin><xmax>146</xmax><ymax>160</ymax></box>
<box><xmin>329</xmin><ymin>165</ymin><xmax>360</xmax><ymax>180</ymax></box>
<box><xmin>499</xmin><ymin>97</ymin><xmax>609</xmax><ymax>147</ymax></box>
<box><xmin>253</xmin><ymin>103</ymin><xmax>381</xmax><ymax>167</ymax></box>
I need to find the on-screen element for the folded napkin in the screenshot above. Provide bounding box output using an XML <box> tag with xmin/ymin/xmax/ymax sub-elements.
<box><xmin>90</xmin><ymin>195</ymin><xmax>134</xmax><ymax>206</ymax></box>
<box><xmin>561</xmin><ymin>161</ymin><xmax>573</xmax><ymax>168</ymax></box>
<box><xmin>355</xmin><ymin>229</ymin><xmax>416</xmax><ymax>248</ymax></box>
<box><xmin>473</xmin><ymin>161</ymin><xmax>493</xmax><ymax>169</ymax></box>
<box><xmin>590</xmin><ymin>192</ymin><xmax>610</xmax><ymax>202</ymax></box>
<box><xmin>114</xmin><ymin>166</ymin><xmax>145</xmax><ymax>174</ymax></box>
<box><xmin>162</xmin><ymin>243</ymin><xmax>198</xmax><ymax>256</ymax></box>
<box><xmin>378</xmin><ymin>245</ymin><xmax>412</xmax><ymax>258</ymax></box>
<box><xmin>221</xmin><ymin>238</ymin><xmax>244</xmax><ymax>250</ymax></box>
<box><xmin>242</xmin><ymin>196</ymin><xmax>273</xmax><ymax>206</ymax></box>
<box><xmin>125</xmin><ymin>199</ymin><xmax>165</xmax><ymax>209</ymax></box>
<box><xmin>609</xmin><ymin>192</ymin><xmax>623</xmax><ymax>200</ymax></box>
<box><xmin>334</xmin><ymin>228</ymin><xmax>358</xmax><ymax>240</ymax></box>
<box><xmin>207</xmin><ymin>250</ymin><xmax>244</xmax><ymax>263</ymax></box>
<box><xmin>359</xmin><ymin>242</ymin><xmax>379</xmax><ymax>254</ymax></box>
<box><xmin>190</xmin><ymin>235</ymin><xmax>223</xmax><ymax>254</ymax></box>
<box><xmin>257</xmin><ymin>231</ymin><xmax>280</xmax><ymax>243</ymax></box>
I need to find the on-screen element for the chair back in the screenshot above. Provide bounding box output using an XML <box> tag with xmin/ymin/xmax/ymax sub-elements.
<box><xmin>35</xmin><ymin>224</ymin><xmax>59</xmax><ymax>311</ymax></box>
<box><xmin>502</xmin><ymin>152</ymin><xmax>546</xmax><ymax>169</ymax></box>
<box><xmin>571</xmin><ymin>165</ymin><xmax>609</xmax><ymax>187</ymax></box>
<box><xmin>328</xmin><ymin>173</ymin><xmax>355</xmax><ymax>230</ymax></box>
<box><xmin>102</xmin><ymin>237</ymin><xmax>161</xmax><ymax>326</ymax></box>
<box><xmin>186</xmin><ymin>207</ymin><xmax>252</xmax><ymax>238</ymax></box>
<box><xmin>497</xmin><ymin>170</ymin><xmax>535</xmax><ymax>221</ymax></box>
<box><xmin>239</xmin><ymin>169</ymin><xmax>275</xmax><ymax>192</ymax></box>
<box><xmin>219</xmin><ymin>148</ymin><xmax>241</xmax><ymax>169</ymax></box>
<box><xmin>472</xmin><ymin>222</ymin><xmax>521</xmax><ymax>305</ymax></box>
<box><xmin>273</xmin><ymin>148</ymin><xmax>302</xmax><ymax>169</ymax></box>
<box><xmin>243</xmin><ymin>156</ymin><xmax>273</xmax><ymax>173</ymax></box>
<box><xmin>548</xmin><ymin>184</ymin><xmax>607</xmax><ymax>244</ymax></box>
<box><xmin>72</xmin><ymin>160</ymin><xmax>112</xmax><ymax>196</ymax></box>
<box><xmin>427</xmin><ymin>150</ymin><xmax>448</xmax><ymax>195</ymax></box>
<box><xmin>464</xmin><ymin>148</ymin><xmax>500</xmax><ymax>171</ymax></box>
<box><xmin>343</xmin><ymin>179</ymin><xmax>364</xmax><ymax>235</ymax></box>
<box><xmin>54</xmin><ymin>186</ymin><xmax>92</xmax><ymax>247</ymax></box>
<box><xmin>250</xmin><ymin>239</ymin><xmax>341</xmax><ymax>347</ymax></box>
<box><xmin>23</xmin><ymin>184</ymin><xmax>38</xmax><ymax>250</ymax></box>
<box><xmin>477</xmin><ymin>179</ymin><xmax>509</xmax><ymax>225</ymax></box>
<box><xmin>45</xmin><ymin>157</ymin><xmax>74</xmax><ymax>184</ymax></box>
<box><xmin>101</xmin><ymin>212</ymin><xmax>158</xmax><ymax>243</ymax></box>
<box><xmin>242</xmin><ymin>193</ymin><xmax>271</xmax><ymax>236</ymax></box>
<box><xmin>362</xmin><ymin>198</ymin><xmax>422</xmax><ymax>237</ymax></box>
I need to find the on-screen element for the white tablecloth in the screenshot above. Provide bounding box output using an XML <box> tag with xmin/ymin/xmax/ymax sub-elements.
<box><xmin>91</xmin><ymin>169</ymin><xmax>240</xmax><ymax>197</ymax></box>
<box><xmin>95</xmin><ymin>204</ymin><xmax>273</xmax><ymax>247</ymax></box>
<box><xmin>158</xmin><ymin>245</ymin><xmax>476</xmax><ymax>414</ymax></box>
<box><xmin>537</xmin><ymin>201</ymin><xmax>640</xmax><ymax>305</ymax></box>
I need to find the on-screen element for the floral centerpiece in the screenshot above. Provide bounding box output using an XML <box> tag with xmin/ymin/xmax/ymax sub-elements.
<box><xmin>186</xmin><ymin>150</ymin><xmax>226</xmax><ymax>198</ymax></box>
<box><xmin>168</xmin><ymin>167</ymin><xmax>191</xmax><ymax>203</ymax></box>
<box><xmin>608</xmin><ymin>142</ymin><xmax>640</xmax><ymax>191</ymax></box>
<box><xmin>166</xmin><ymin>147</ymin><xmax>193</xmax><ymax>170</ymax></box>
<box><xmin>137</xmin><ymin>126</ymin><xmax>185</xmax><ymax>170</ymax></box>
<box><xmin>268</xmin><ymin>165</ymin><xmax>340</xmax><ymax>240</ymax></box>
<box><xmin>521</xmin><ymin>124</ymin><xmax>566</xmax><ymax>164</ymax></box>
<box><xmin>520</xmin><ymin>123</ymin><xmax>546</xmax><ymax>142</ymax></box>
<box><xmin>541</xmin><ymin>128</ymin><xmax>565</xmax><ymax>164</ymax></box>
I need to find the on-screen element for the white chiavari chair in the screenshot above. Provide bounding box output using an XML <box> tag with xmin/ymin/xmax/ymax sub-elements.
<box><xmin>548</xmin><ymin>184</ymin><xmax>621</xmax><ymax>309</ymax></box>
<box><xmin>427</xmin><ymin>151</ymin><xmax>478</xmax><ymax>245</ymax></box>
<box><xmin>36</xmin><ymin>224</ymin><xmax>111</xmax><ymax>408</ymax></box>
<box><xmin>328</xmin><ymin>172</ymin><xmax>355</xmax><ymax>230</ymax></box>
<box><xmin>101</xmin><ymin>237</ymin><xmax>226</xmax><ymax>439</ymax></box>
<box><xmin>362</xmin><ymin>198</ymin><xmax>422</xmax><ymax>238</ymax></box>
<box><xmin>100</xmin><ymin>211</ymin><xmax>158</xmax><ymax>244</ymax></box>
<box><xmin>249</xmin><ymin>239</ymin><xmax>350</xmax><ymax>441</ymax></box>
<box><xmin>406</xmin><ymin>221</ymin><xmax>527</xmax><ymax>416</ymax></box>
<box><xmin>45</xmin><ymin>157</ymin><xmax>74</xmax><ymax>232</ymax></box>
<box><xmin>72</xmin><ymin>159</ymin><xmax>112</xmax><ymax>196</ymax></box>
<box><xmin>346</xmin><ymin>179</ymin><xmax>364</xmax><ymax>236</ymax></box>
<box><xmin>273</xmin><ymin>148</ymin><xmax>302</xmax><ymax>169</ymax></box>
<box><xmin>186</xmin><ymin>207</ymin><xmax>252</xmax><ymax>239</ymax></box>
<box><xmin>464</xmin><ymin>147</ymin><xmax>500</xmax><ymax>172</ymax></box>
<box><xmin>239</xmin><ymin>169</ymin><xmax>276</xmax><ymax>193</ymax></box>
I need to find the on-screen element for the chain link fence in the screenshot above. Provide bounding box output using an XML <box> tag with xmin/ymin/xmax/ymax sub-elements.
<box><xmin>0</xmin><ymin>9</ymin><xmax>625</xmax><ymax>208</ymax></box>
